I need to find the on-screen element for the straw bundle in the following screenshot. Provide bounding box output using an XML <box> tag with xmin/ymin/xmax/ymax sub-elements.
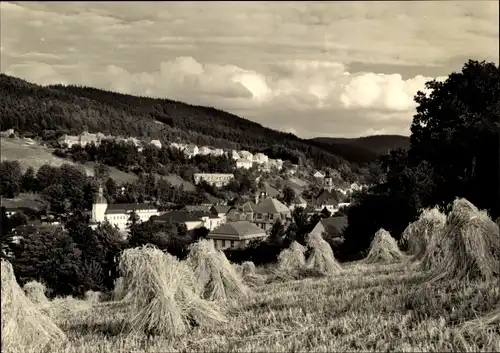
<box><xmin>401</xmin><ymin>207</ymin><xmax>446</xmax><ymax>260</ymax></box>
<box><xmin>306</xmin><ymin>233</ymin><xmax>342</xmax><ymax>274</ymax></box>
<box><xmin>119</xmin><ymin>245</ymin><xmax>226</xmax><ymax>336</ymax></box>
<box><xmin>186</xmin><ymin>239</ymin><xmax>249</xmax><ymax>301</ymax></box>
<box><xmin>240</xmin><ymin>261</ymin><xmax>266</xmax><ymax>287</ymax></box>
<box><xmin>426</xmin><ymin>198</ymin><xmax>500</xmax><ymax>282</ymax></box>
<box><xmin>23</xmin><ymin>281</ymin><xmax>49</xmax><ymax>306</ymax></box>
<box><xmin>84</xmin><ymin>290</ymin><xmax>102</xmax><ymax>303</ymax></box>
<box><xmin>112</xmin><ymin>277</ymin><xmax>129</xmax><ymax>301</ymax></box>
<box><xmin>1</xmin><ymin>260</ymin><xmax>67</xmax><ymax>352</ymax></box>
<box><xmin>277</xmin><ymin>241</ymin><xmax>306</xmax><ymax>272</ymax></box>
<box><xmin>364</xmin><ymin>229</ymin><xmax>406</xmax><ymax>264</ymax></box>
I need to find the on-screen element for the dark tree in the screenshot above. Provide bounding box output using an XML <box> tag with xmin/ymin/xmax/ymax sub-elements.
<box><xmin>0</xmin><ymin>160</ymin><xmax>22</xmax><ymax>197</ymax></box>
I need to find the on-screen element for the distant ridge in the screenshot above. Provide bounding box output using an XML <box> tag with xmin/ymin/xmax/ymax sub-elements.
<box><xmin>311</xmin><ymin>135</ymin><xmax>410</xmax><ymax>156</ymax></box>
<box><xmin>1</xmin><ymin>73</ymin><xmax>404</xmax><ymax>167</ymax></box>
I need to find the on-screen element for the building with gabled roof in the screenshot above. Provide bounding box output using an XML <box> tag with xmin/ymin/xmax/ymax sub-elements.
<box><xmin>207</xmin><ymin>221</ymin><xmax>267</xmax><ymax>250</ymax></box>
<box><xmin>253</xmin><ymin>197</ymin><xmax>291</xmax><ymax>233</ymax></box>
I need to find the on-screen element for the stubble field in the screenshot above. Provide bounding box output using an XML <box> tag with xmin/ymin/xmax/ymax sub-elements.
<box><xmin>37</xmin><ymin>260</ymin><xmax>499</xmax><ymax>353</ymax></box>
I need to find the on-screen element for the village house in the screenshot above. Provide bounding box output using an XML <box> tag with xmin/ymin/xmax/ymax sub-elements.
<box><xmin>90</xmin><ymin>187</ymin><xmax>159</xmax><ymax>231</ymax></box>
<box><xmin>210</xmin><ymin>205</ymin><xmax>233</xmax><ymax>221</ymax></box>
<box><xmin>253</xmin><ymin>198</ymin><xmax>291</xmax><ymax>233</ymax></box>
<box><xmin>310</xmin><ymin>215</ymin><xmax>348</xmax><ymax>237</ymax></box>
<box><xmin>150</xmin><ymin>140</ymin><xmax>162</xmax><ymax>149</ymax></box>
<box><xmin>152</xmin><ymin>209</ymin><xmax>225</xmax><ymax>231</ymax></box>
<box><xmin>209</xmin><ymin>148</ymin><xmax>224</xmax><ymax>157</ymax></box>
<box><xmin>207</xmin><ymin>221</ymin><xmax>267</xmax><ymax>250</ymax></box>
<box><xmin>253</xmin><ymin>153</ymin><xmax>269</xmax><ymax>165</ymax></box>
<box><xmin>312</xmin><ymin>171</ymin><xmax>341</xmax><ymax>213</ymax></box>
<box><xmin>288</xmin><ymin>195</ymin><xmax>308</xmax><ymax>211</ymax></box>
<box><xmin>184</xmin><ymin>144</ymin><xmax>199</xmax><ymax>158</ymax></box>
<box><xmin>226</xmin><ymin>201</ymin><xmax>257</xmax><ymax>222</ymax></box>
<box><xmin>239</xmin><ymin>150</ymin><xmax>253</xmax><ymax>160</ymax></box>
<box><xmin>236</xmin><ymin>158</ymin><xmax>253</xmax><ymax>169</ymax></box>
<box><xmin>313</xmin><ymin>171</ymin><xmax>325</xmax><ymax>178</ymax></box>
<box><xmin>151</xmin><ymin>210</ymin><xmax>205</xmax><ymax>230</ymax></box>
<box><xmin>193</xmin><ymin>173</ymin><xmax>235</xmax><ymax>187</ymax></box>
<box><xmin>198</xmin><ymin>146</ymin><xmax>212</xmax><ymax>155</ymax></box>
<box><xmin>228</xmin><ymin>150</ymin><xmax>241</xmax><ymax>160</ymax></box>
<box><xmin>255</xmin><ymin>182</ymin><xmax>280</xmax><ymax>204</ymax></box>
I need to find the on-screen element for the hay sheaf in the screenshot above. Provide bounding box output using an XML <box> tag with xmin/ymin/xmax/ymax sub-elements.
<box><xmin>187</xmin><ymin>239</ymin><xmax>249</xmax><ymax>301</ymax></box>
<box><xmin>239</xmin><ymin>261</ymin><xmax>266</xmax><ymax>287</ymax></box>
<box><xmin>426</xmin><ymin>198</ymin><xmax>500</xmax><ymax>282</ymax></box>
<box><xmin>1</xmin><ymin>260</ymin><xmax>67</xmax><ymax>352</ymax></box>
<box><xmin>23</xmin><ymin>281</ymin><xmax>49</xmax><ymax>306</ymax></box>
<box><xmin>401</xmin><ymin>207</ymin><xmax>446</xmax><ymax>260</ymax></box>
<box><xmin>458</xmin><ymin>305</ymin><xmax>500</xmax><ymax>332</ymax></box>
<box><xmin>364</xmin><ymin>229</ymin><xmax>406</xmax><ymax>264</ymax></box>
<box><xmin>119</xmin><ymin>245</ymin><xmax>227</xmax><ymax>337</ymax></box>
<box><xmin>306</xmin><ymin>233</ymin><xmax>342</xmax><ymax>274</ymax></box>
<box><xmin>277</xmin><ymin>241</ymin><xmax>306</xmax><ymax>272</ymax></box>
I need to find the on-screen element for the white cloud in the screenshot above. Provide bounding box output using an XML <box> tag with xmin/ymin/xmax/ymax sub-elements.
<box><xmin>0</xmin><ymin>1</ymin><xmax>497</xmax><ymax>138</ymax></box>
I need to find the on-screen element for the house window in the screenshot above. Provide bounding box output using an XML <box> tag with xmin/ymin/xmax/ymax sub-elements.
<box><xmin>230</xmin><ymin>240</ymin><xmax>235</xmax><ymax>248</ymax></box>
<box><xmin>257</xmin><ymin>213</ymin><xmax>262</xmax><ymax>219</ymax></box>
<box><xmin>269</xmin><ymin>213</ymin><xmax>274</xmax><ymax>220</ymax></box>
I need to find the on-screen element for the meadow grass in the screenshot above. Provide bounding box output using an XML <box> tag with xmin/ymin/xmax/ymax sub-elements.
<box><xmin>14</xmin><ymin>260</ymin><xmax>498</xmax><ymax>353</ymax></box>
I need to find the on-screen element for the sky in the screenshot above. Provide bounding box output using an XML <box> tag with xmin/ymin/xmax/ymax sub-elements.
<box><xmin>1</xmin><ymin>1</ymin><xmax>498</xmax><ymax>138</ymax></box>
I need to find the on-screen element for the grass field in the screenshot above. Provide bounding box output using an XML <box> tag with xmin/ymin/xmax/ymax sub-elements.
<box><xmin>32</xmin><ymin>260</ymin><xmax>499</xmax><ymax>353</ymax></box>
<box><xmin>1</xmin><ymin>138</ymin><xmax>196</xmax><ymax>189</ymax></box>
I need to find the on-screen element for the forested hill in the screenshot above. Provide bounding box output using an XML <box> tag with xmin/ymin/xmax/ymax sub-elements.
<box><xmin>311</xmin><ymin>135</ymin><xmax>411</xmax><ymax>156</ymax></box>
<box><xmin>1</xmin><ymin>73</ymin><xmax>384</xmax><ymax>167</ymax></box>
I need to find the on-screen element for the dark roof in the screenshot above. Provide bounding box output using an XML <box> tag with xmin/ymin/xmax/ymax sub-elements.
<box><xmin>259</xmin><ymin>183</ymin><xmax>280</xmax><ymax>198</ymax></box>
<box><xmin>313</xmin><ymin>189</ymin><xmax>340</xmax><ymax>206</ymax></box>
<box><xmin>105</xmin><ymin>203</ymin><xmax>157</xmax><ymax>214</ymax></box>
<box><xmin>321</xmin><ymin>216</ymin><xmax>348</xmax><ymax>234</ymax></box>
<box><xmin>241</xmin><ymin>201</ymin><xmax>257</xmax><ymax>213</ymax></box>
<box><xmin>254</xmin><ymin>198</ymin><xmax>290</xmax><ymax>214</ymax></box>
<box><xmin>212</xmin><ymin>205</ymin><xmax>232</xmax><ymax>214</ymax></box>
<box><xmin>207</xmin><ymin>221</ymin><xmax>266</xmax><ymax>240</ymax></box>
<box><xmin>151</xmin><ymin>210</ymin><xmax>202</xmax><ymax>223</ymax></box>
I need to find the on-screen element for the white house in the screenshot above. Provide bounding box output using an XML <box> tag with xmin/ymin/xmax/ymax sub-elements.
<box><xmin>236</xmin><ymin>158</ymin><xmax>253</xmax><ymax>169</ymax></box>
<box><xmin>198</xmin><ymin>146</ymin><xmax>212</xmax><ymax>155</ymax></box>
<box><xmin>229</xmin><ymin>150</ymin><xmax>241</xmax><ymax>160</ymax></box>
<box><xmin>193</xmin><ymin>173</ymin><xmax>235</xmax><ymax>187</ymax></box>
<box><xmin>150</xmin><ymin>140</ymin><xmax>162</xmax><ymax>149</ymax></box>
<box><xmin>253</xmin><ymin>153</ymin><xmax>268</xmax><ymax>164</ymax></box>
<box><xmin>90</xmin><ymin>187</ymin><xmax>159</xmax><ymax>232</ymax></box>
<box><xmin>313</xmin><ymin>171</ymin><xmax>325</xmax><ymax>178</ymax></box>
<box><xmin>184</xmin><ymin>144</ymin><xmax>199</xmax><ymax>158</ymax></box>
<box><xmin>239</xmin><ymin>150</ymin><xmax>253</xmax><ymax>160</ymax></box>
<box><xmin>210</xmin><ymin>148</ymin><xmax>224</xmax><ymax>157</ymax></box>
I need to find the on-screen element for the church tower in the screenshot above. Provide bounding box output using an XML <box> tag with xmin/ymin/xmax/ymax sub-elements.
<box><xmin>91</xmin><ymin>186</ymin><xmax>107</xmax><ymax>223</ymax></box>
<box><xmin>323</xmin><ymin>170</ymin><xmax>333</xmax><ymax>192</ymax></box>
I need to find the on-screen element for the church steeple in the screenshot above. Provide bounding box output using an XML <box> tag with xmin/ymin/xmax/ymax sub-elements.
<box><xmin>94</xmin><ymin>185</ymin><xmax>107</xmax><ymax>204</ymax></box>
<box><xmin>323</xmin><ymin>170</ymin><xmax>333</xmax><ymax>192</ymax></box>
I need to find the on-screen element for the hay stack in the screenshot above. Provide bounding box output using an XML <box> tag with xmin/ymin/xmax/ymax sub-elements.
<box><xmin>1</xmin><ymin>260</ymin><xmax>67</xmax><ymax>352</ymax></box>
<box><xmin>186</xmin><ymin>239</ymin><xmax>249</xmax><ymax>301</ymax></box>
<box><xmin>426</xmin><ymin>198</ymin><xmax>500</xmax><ymax>282</ymax></box>
<box><xmin>119</xmin><ymin>245</ymin><xmax>226</xmax><ymax>336</ymax></box>
<box><xmin>112</xmin><ymin>277</ymin><xmax>129</xmax><ymax>301</ymax></box>
<box><xmin>277</xmin><ymin>241</ymin><xmax>306</xmax><ymax>272</ymax></box>
<box><xmin>240</xmin><ymin>261</ymin><xmax>266</xmax><ymax>287</ymax></box>
<box><xmin>401</xmin><ymin>207</ymin><xmax>446</xmax><ymax>260</ymax></box>
<box><xmin>306</xmin><ymin>233</ymin><xmax>342</xmax><ymax>274</ymax></box>
<box><xmin>84</xmin><ymin>290</ymin><xmax>101</xmax><ymax>303</ymax></box>
<box><xmin>364</xmin><ymin>228</ymin><xmax>405</xmax><ymax>264</ymax></box>
<box><xmin>23</xmin><ymin>280</ymin><xmax>49</xmax><ymax>305</ymax></box>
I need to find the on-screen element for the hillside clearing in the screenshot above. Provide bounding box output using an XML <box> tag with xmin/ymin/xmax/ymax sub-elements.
<box><xmin>1</xmin><ymin>137</ymin><xmax>136</xmax><ymax>184</ymax></box>
<box><xmin>15</xmin><ymin>260</ymin><xmax>499</xmax><ymax>353</ymax></box>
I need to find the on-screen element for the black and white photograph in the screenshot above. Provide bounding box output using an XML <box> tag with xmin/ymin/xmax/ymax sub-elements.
<box><xmin>1</xmin><ymin>1</ymin><xmax>499</xmax><ymax>352</ymax></box>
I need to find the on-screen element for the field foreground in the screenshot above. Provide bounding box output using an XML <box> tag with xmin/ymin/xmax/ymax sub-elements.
<box><xmin>37</xmin><ymin>260</ymin><xmax>499</xmax><ymax>353</ymax></box>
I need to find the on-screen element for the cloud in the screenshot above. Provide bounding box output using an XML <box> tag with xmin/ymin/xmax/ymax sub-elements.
<box><xmin>0</xmin><ymin>1</ymin><xmax>497</xmax><ymax>138</ymax></box>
